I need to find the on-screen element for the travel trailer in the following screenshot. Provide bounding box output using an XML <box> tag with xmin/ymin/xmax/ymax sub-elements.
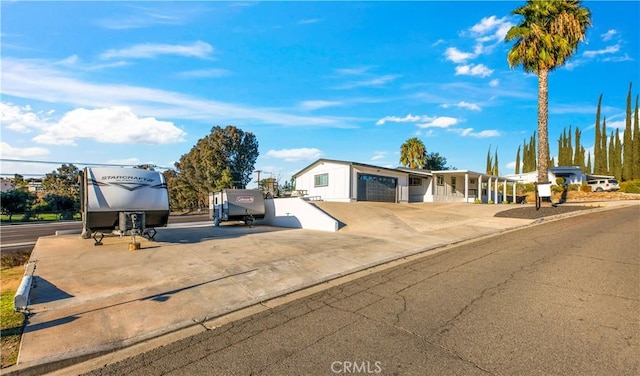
<box><xmin>209</xmin><ymin>189</ymin><xmax>265</xmax><ymax>226</ymax></box>
<box><xmin>81</xmin><ymin>167</ymin><xmax>170</xmax><ymax>242</ymax></box>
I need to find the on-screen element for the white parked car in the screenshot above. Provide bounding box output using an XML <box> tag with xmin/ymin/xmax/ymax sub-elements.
<box><xmin>586</xmin><ymin>179</ymin><xmax>620</xmax><ymax>192</ymax></box>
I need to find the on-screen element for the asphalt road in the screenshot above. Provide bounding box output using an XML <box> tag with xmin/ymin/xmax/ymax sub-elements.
<box><xmin>0</xmin><ymin>214</ymin><xmax>210</xmax><ymax>247</ymax></box>
<box><xmin>83</xmin><ymin>206</ymin><xmax>639</xmax><ymax>376</ymax></box>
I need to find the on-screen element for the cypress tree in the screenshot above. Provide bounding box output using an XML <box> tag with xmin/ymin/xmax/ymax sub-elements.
<box><xmin>557</xmin><ymin>131</ymin><xmax>563</xmax><ymax>166</ymax></box>
<box><xmin>623</xmin><ymin>83</ymin><xmax>633</xmax><ymax>181</ymax></box>
<box><xmin>515</xmin><ymin>145</ymin><xmax>521</xmax><ymax>174</ymax></box>
<box><xmin>574</xmin><ymin>127</ymin><xmax>584</xmax><ymax>168</ymax></box>
<box><xmin>586</xmin><ymin>153</ymin><xmax>592</xmax><ymax>174</ymax></box>
<box><xmin>633</xmin><ymin>95</ymin><xmax>640</xmax><ymax>179</ymax></box>
<box><xmin>615</xmin><ymin>128</ymin><xmax>623</xmax><ymax>181</ymax></box>
<box><xmin>567</xmin><ymin>125</ymin><xmax>573</xmax><ymax>166</ymax></box>
<box><xmin>530</xmin><ymin>133</ymin><xmax>537</xmax><ymax>172</ymax></box>
<box><xmin>594</xmin><ymin>94</ymin><xmax>603</xmax><ymax>174</ymax></box>
<box><xmin>486</xmin><ymin>145</ymin><xmax>493</xmax><ymax>175</ymax></box>
<box><xmin>601</xmin><ymin>117</ymin><xmax>608</xmax><ymax>174</ymax></box>
<box><xmin>493</xmin><ymin>148</ymin><xmax>499</xmax><ymax>176</ymax></box>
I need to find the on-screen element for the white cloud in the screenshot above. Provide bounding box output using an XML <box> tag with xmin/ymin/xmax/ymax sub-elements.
<box><xmin>470</xmin><ymin>16</ymin><xmax>512</xmax><ymax>40</ymax></box>
<box><xmin>299</xmin><ymin>100</ymin><xmax>343</xmax><ymax>110</ymax></box>
<box><xmin>506</xmin><ymin>161</ymin><xmax>516</xmax><ymax>170</ymax></box>
<box><xmin>601</xmin><ymin>29</ymin><xmax>617</xmax><ymax>42</ymax></box>
<box><xmin>266</xmin><ymin>148</ymin><xmax>322</xmax><ymax>162</ymax></box>
<box><xmin>176</xmin><ymin>68</ymin><xmax>231</xmax><ymax>78</ymax></box>
<box><xmin>451</xmin><ymin>128</ymin><xmax>500</xmax><ymax>138</ymax></box>
<box><xmin>376</xmin><ymin>114</ymin><xmax>422</xmax><ymax>126</ymax></box>
<box><xmin>371</xmin><ymin>151</ymin><xmax>387</xmax><ymax>161</ymax></box>
<box><xmin>583</xmin><ymin>44</ymin><xmax>620</xmax><ymax>58</ymax></box>
<box><xmin>603</xmin><ymin>54</ymin><xmax>633</xmax><ymax>63</ymax></box>
<box><xmin>444</xmin><ymin>101</ymin><xmax>481</xmax><ymax>111</ymax></box>
<box><xmin>30</xmin><ymin>106</ymin><xmax>187</xmax><ymax>146</ymax></box>
<box><xmin>336</xmin><ymin>66</ymin><xmax>372</xmax><ymax>76</ymax></box>
<box><xmin>298</xmin><ymin>18</ymin><xmax>321</xmax><ymax>25</ymax></box>
<box><xmin>2</xmin><ymin>58</ymin><xmax>350</xmax><ymax>128</ymax></box>
<box><xmin>0</xmin><ymin>141</ymin><xmax>50</xmax><ymax>158</ymax></box>
<box><xmin>489</xmin><ymin>79</ymin><xmax>499</xmax><ymax>87</ymax></box>
<box><xmin>100</xmin><ymin>41</ymin><xmax>214</xmax><ymax>60</ymax></box>
<box><xmin>0</xmin><ymin>103</ymin><xmax>52</xmax><ymax>133</ymax></box>
<box><xmin>418</xmin><ymin>116</ymin><xmax>458</xmax><ymax>128</ymax></box>
<box><xmin>336</xmin><ymin>74</ymin><xmax>402</xmax><ymax>89</ymax></box>
<box><xmin>444</xmin><ymin>47</ymin><xmax>475</xmax><ymax>63</ymax></box>
<box><xmin>455</xmin><ymin>64</ymin><xmax>494</xmax><ymax>77</ymax></box>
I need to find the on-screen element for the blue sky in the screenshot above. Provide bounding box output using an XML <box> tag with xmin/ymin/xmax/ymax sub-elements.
<box><xmin>1</xmin><ymin>1</ymin><xmax>639</xmax><ymax>185</ymax></box>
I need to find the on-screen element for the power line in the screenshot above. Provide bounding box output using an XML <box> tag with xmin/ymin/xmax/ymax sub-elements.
<box><xmin>0</xmin><ymin>158</ymin><xmax>172</xmax><ymax>170</ymax></box>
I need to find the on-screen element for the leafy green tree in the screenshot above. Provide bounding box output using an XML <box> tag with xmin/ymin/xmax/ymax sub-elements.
<box><xmin>43</xmin><ymin>194</ymin><xmax>77</xmax><ymax>219</ymax></box>
<box><xmin>42</xmin><ymin>164</ymin><xmax>80</xmax><ymax>216</ymax></box>
<box><xmin>134</xmin><ymin>164</ymin><xmax>156</xmax><ymax>171</ymax></box>
<box><xmin>175</xmin><ymin>125</ymin><xmax>259</xmax><ymax>208</ymax></box>
<box><xmin>399</xmin><ymin>137</ymin><xmax>426</xmax><ymax>169</ymax></box>
<box><xmin>13</xmin><ymin>174</ymin><xmax>27</xmax><ymax>188</ymax></box>
<box><xmin>424</xmin><ymin>152</ymin><xmax>449</xmax><ymax>170</ymax></box>
<box><xmin>515</xmin><ymin>145</ymin><xmax>521</xmax><ymax>174</ymax></box>
<box><xmin>506</xmin><ymin>0</ymin><xmax>591</xmax><ymax>183</ymax></box>
<box><xmin>1</xmin><ymin>189</ymin><xmax>35</xmax><ymax>221</ymax></box>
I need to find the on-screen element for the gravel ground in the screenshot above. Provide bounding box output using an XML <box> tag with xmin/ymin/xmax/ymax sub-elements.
<box><xmin>494</xmin><ymin>205</ymin><xmax>595</xmax><ymax>219</ymax></box>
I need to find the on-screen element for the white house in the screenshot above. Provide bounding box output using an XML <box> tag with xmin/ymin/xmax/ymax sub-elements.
<box><xmin>293</xmin><ymin>159</ymin><xmax>519</xmax><ymax>204</ymax></box>
<box><xmin>505</xmin><ymin>166</ymin><xmax>615</xmax><ymax>185</ymax></box>
<box><xmin>1</xmin><ymin>179</ymin><xmax>16</xmax><ymax>193</ymax></box>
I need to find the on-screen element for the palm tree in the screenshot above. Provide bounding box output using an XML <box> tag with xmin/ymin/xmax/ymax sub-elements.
<box><xmin>506</xmin><ymin>0</ymin><xmax>591</xmax><ymax>184</ymax></box>
<box><xmin>400</xmin><ymin>137</ymin><xmax>427</xmax><ymax>169</ymax></box>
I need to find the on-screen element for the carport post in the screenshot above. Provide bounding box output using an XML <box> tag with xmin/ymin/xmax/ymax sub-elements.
<box><xmin>494</xmin><ymin>178</ymin><xmax>498</xmax><ymax>204</ymax></box>
<box><xmin>464</xmin><ymin>173</ymin><xmax>469</xmax><ymax>201</ymax></box>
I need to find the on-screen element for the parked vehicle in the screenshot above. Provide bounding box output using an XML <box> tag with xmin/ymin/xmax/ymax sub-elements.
<box><xmin>209</xmin><ymin>189</ymin><xmax>265</xmax><ymax>226</ymax></box>
<box><xmin>81</xmin><ymin>167</ymin><xmax>170</xmax><ymax>242</ymax></box>
<box><xmin>586</xmin><ymin>179</ymin><xmax>620</xmax><ymax>192</ymax></box>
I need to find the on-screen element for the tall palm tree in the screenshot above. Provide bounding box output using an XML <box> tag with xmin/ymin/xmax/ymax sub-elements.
<box><xmin>506</xmin><ymin>0</ymin><xmax>591</xmax><ymax>184</ymax></box>
<box><xmin>400</xmin><ymin>137</ymin><xmax>427</xmax><ymax>169</ymax></box>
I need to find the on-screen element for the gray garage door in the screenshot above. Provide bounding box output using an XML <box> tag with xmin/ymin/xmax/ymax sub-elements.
<box><xmin>357</xmin><ymin>173</ymin><xmax>397</xmax><ymax>202</ymax></box>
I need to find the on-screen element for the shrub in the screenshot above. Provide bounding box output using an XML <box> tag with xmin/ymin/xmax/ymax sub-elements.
<box><xmin>620</xmin><ymin>179</ymin><xmax>640</xmax><ymax>193</ymax></box>
<box><xmin>580</xmin><ymin>183</ymin><xmax>592</xmax><ymax>193</ymax></box>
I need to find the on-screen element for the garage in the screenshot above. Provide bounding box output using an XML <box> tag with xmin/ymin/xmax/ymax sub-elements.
<box><xmin>357</xmin><ymin>173</ymin><xmax>397</xmax><ymax>202</ymax></box>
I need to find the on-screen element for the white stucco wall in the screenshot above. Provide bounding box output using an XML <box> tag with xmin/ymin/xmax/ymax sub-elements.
<box><xmin>258</xmin><ymin>198</ymin><xmax>339</xmax><ymax>232</ymax></box>
<box><xmin>295</xmin><ymin>162</ymin><xmax>352</xmax><ymax>202</ymax></box>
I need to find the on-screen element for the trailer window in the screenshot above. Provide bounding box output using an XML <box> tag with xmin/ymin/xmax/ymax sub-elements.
<box><xmin>314</xmin><ymin>173</ymin><xmax>328</xmax><ymax>187</ymax></box>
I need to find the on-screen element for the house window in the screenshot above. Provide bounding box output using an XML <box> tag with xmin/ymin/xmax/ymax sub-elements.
<box><xmin>470</xmin><ymin>179</ymin><xmax>476</xmax><ymax>184</ymax></box>
<box><xmin>437</xmin><ymin>175</ymin><xmax>444</xmax><ymax>186</ymax></box>
<box><xmin>451</xmin><ymin>177</ymin><xmax>457</xmax><ymax>191</ymax></box>
<box><xmin>409</xmin><ymin>177</ymin><xmax>422</xmax><ymax>186</ymax></box>
<box><xmin>314</xmin><ymin>173</ymin><xmax>328</xmax><ymax>187</ymax></box>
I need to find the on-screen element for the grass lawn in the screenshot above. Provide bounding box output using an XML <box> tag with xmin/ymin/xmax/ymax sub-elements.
<box><xmin>0</xmin><ymin>212</ymin><xmax>81</xmax><ymax>223</ymax></box>
<box><xmin>0</xmin><ymin>266</ymin><xmax>26</xmax><ymax>368</ymax></box>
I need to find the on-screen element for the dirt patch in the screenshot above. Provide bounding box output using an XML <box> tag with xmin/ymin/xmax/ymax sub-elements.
<box><xmin>495</xmin><ymin>205</ymin><xmax>596</xmax><ymax>220</ymax></box>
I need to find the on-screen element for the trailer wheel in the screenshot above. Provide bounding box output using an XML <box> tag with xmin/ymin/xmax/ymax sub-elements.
<box><xmin>214</xmin><ymin>217</ymin><xmax>220</xmax><ymax>226</ymax></box>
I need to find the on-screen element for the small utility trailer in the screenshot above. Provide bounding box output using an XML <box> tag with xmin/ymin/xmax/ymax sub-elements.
<box><xmin>209</xmin><ymin>189</ymin><xmax>265</xmax><ymax>227</ymax></box>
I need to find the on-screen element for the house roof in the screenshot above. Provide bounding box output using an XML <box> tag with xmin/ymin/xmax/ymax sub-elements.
<box><xmin>293</xmin><ymin>158</ymin><xmax>518</xmax><ymax>182</ymax></box>
<box><xmin>292</xmin><ymin>158</ymin><xmax>406</xmax><ymax>178</ymax></box>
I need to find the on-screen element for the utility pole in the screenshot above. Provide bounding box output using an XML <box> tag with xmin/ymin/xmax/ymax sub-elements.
<box><xmin>255</xmin><ymin>170</ymin><xmax>262</xmax><ymax>190</ymax></box>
